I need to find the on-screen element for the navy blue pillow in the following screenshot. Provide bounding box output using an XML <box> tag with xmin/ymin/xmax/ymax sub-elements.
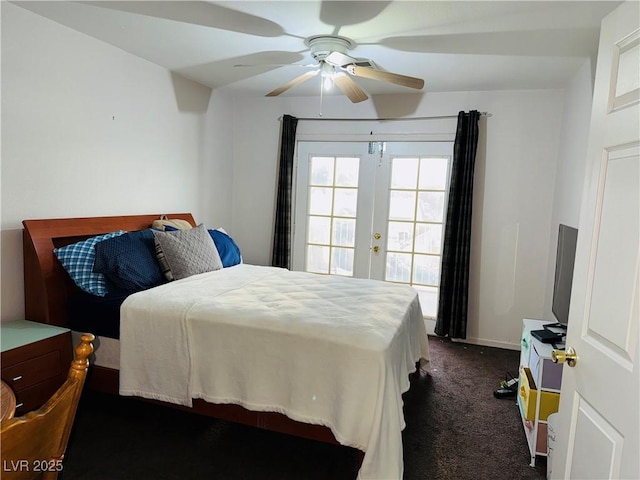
<box><xmin>208</xmin><ymin>229</ymin><xmax>242</xmax><ymax>267</ymax></box>
<box><xmin>94</xmin><ymin>229</ymin><xmax>166</xmax><ymax>293</ymax></box>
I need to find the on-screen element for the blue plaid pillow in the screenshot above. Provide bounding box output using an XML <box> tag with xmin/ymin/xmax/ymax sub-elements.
<box><xmin>54</xmin><ymin>230</ymin><xmax>126</xmax><ymax>296</ymax></box>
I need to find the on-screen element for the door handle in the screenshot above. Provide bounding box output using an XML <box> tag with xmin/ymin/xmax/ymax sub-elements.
<box><xmin>372</xmin><ymin>246</ymin><xmax>380</xmax><ymax>253</ymax></box>
<box><xmin>373</xmin><ymin>233</ymin><xmax>381</xmax><ymax>240</ymax></box>
<box><xmin>552</xmin><ymin>346</ymin><xmax>578</xmax><ymax>367</ymax></box>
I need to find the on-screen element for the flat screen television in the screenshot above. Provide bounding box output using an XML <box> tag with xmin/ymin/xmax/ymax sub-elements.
<box><xmin>551</xmin><ymin>224</ymin><xmax>579</xmax><ymax>328</ymax></box>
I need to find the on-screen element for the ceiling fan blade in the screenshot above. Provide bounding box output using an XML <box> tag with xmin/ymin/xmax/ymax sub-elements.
<box><xmin>349</xmin><ymin>66</ymin><xmax>425</xmax><ymax>90</ymax></box>
<box><xmin>176</xmin><ymin>52</ymin><xmax>306</xmax><ymax>89</ymax></box>
<box><xmin>333</xmin><ymin>74</ymin><xmax>368</xmax><ymax>103</ymax></box>
<box><xmin>80</xmin><ymin>1</ymin><xmax>284</xmax><ymax>37</ymax></box>
<box><xmin>266</xmin><ymin>70</ymin><xmax>319</xmax><ymax>97</ymax></box>
<box><xmin>379</xmin><ymin>30</ymin><xmax>599</xmax><ymax>57</ymax></box>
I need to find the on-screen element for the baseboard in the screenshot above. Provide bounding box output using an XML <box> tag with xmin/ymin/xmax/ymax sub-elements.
<box><xmin>424</xmin><ymin>318</ymin><xmax>437</xmax><ymax>336</ymax></box>
<box><xmin>451</xmin><ymin>337</ymin><xmax>521</xmax><ymax>351</ymax></box>
<box><xmin>424</xmin><ymin>318</ymin><xmax>521</xmax><ymax>351</ymax></box>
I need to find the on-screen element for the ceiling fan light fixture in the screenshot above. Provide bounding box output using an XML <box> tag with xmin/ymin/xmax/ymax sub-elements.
<box><xmin>320</xmin><ymin>62</ymin><xmax>336</xmax><ymax>75</ymax></box>
<box><xmin>320</xmin><ymin>61</ymin><xmax>336</xmax><ymax>90</ymax></box>
<box><xmin>322</xmin><ymin>76</ymin><xmax>334</xmax><ymax>91</ymax></box>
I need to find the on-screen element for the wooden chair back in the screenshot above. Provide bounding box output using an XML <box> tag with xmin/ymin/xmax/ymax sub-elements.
<box><xmin>1</xmin><ymin>334</ymin><xmax>94</xmax><ymax>480</ymax></box>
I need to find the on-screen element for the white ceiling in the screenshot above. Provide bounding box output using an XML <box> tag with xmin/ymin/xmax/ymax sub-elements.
<box><xmin>12</xmin><ymin>1</ymin><xmax>622</xmax><ymax>99</ymax></box>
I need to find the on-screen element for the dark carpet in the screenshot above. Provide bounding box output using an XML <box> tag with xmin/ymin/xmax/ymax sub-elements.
<box><xmin>60</xmin><ymin>336</ymin><xmax>547</xmax><ymax>480</ymax></box>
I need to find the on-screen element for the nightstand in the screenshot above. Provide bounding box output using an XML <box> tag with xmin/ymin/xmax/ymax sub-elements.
<box><xmin>1</xmin><ymin>320</ymin><xmax>72</xmax><ymax>416</ymax></box>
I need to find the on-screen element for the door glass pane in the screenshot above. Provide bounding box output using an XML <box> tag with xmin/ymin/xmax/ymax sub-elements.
<box><xmin>414</xmin><ymin>223</ymin><xmax>442</xmax><ymax>254</ymax></box>
<box><xmin>386</xmin><ymin>252</ymin><xmax>412</xmax><ymax>282</ymax></box>
<box><xmin>308</xmin><ymin>216</ymin><xmax>331</xmax><ymax>244</ymax></box>
<box><xmin>331</xmin><ymin>247</ymin><xmax>354</xmax><ymax>276</ymax></box>
<box><xmin>387</xmin><ymin>222</ymin><xmax>414</xmax><ymax>252</ymax></box>
<box><xmin>310</xmin><ymin>157</ymin><xmax>334</xmax><ymax>185</ymax></box>
<box><xmin>309</xmin><ymin>187</ymin><xmax>333</xmax><ymax>215</ymax></box>
<box><xmin>334</xmin><ymin>188</ymin><xmax>358</xmax><ymax>217</ymax></box>
<box><xmin>335</xmin><ymin>157</ymin><xmax>359</xmax><ymax>187</ymax></box>
<box><xmin>389</xmin><ymin>191</ymin><xmax>416</xmax><ymax>220</ymax></box>
<box><xmin>412</xmin><ymin>254</ymin><xmax>440</xmax><ymax>285</ymax></box>
<box><xmin>332</xmin><ymin>218</ymin><xmax>356</xmax><ymax>247</ymax></box>
<box><xmin>417</xmin><ymin>191</ymin><xmax>445</xmax><ymax>222</ymax></box>
<box><xmin>391</xmin><ymin>157</ymin><xmax>419</xmax><ymax>188</ymax></box>
<box><xmin>419</xmin><ymin>157</ymin><xmax>448</xmax><ymax>189</ymax></box>
<box><xmin>307</xmin><ymin>245</ymin><xmax>329</xmax><ymax>274</ymax></box>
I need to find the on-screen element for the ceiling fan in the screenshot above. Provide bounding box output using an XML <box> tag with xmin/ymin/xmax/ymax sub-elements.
<box><xmin>263</xmin><ymin>35</ymin><xmax>425</xmax><ymax>103</ymax></box>
<box><xmin>63</xmin><ymin>2</ymin><xmax>426</xmax><ymax>102</ymax></box>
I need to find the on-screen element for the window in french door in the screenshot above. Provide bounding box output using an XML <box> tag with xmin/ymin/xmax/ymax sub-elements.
<box><xmin>305</xmin><ymin>155</ymin><xmax>360</xmax><ymax>276</ymax></box>
<box><xmin>381</xmin><ymin>154</ymin><xmax>450</xmax><ymax>317</ymax></box>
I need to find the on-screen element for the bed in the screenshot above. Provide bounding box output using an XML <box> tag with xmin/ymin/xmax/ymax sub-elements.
<box><xmin>22</xmin><ymin>213</ymin><xmax>430</xmax><ymax>480</ymax></box>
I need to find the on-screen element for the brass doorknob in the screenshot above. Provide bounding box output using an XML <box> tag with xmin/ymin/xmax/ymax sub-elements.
<box><xmin>372</xmin><ymin>245</ymin><xmax>380</xmax><ymax>253</ymax></box>
<box><xmin>373</xmin><ymin>233</ymin><xmax>381</xmax><ymax>240</ymax></box>
<box><xmin>552</xmin><ymin>346</ymin><xmax>578</xmax><ymax>367</ymax></box>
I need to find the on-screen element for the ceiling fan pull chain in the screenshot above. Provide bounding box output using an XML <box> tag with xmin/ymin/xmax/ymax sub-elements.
<box><xmin>319</xmin><ymin>79</ymin><xmax>324</xmax><ymax>117</ymax></box>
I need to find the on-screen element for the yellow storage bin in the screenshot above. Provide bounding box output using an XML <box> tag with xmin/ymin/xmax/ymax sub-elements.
<box><xmin>519</xmin><ymin>367</ymin><xmax>560</xmax><ymax>421</ymax></box>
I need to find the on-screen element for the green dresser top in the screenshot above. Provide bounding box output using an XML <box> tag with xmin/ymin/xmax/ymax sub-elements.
<box><xmin>1</xmin><ymin>320</ymin><xmax>70</xmax><ymax>353</ymax></box>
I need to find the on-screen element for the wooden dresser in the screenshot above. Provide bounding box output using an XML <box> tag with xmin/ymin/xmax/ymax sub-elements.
<box><xmin>1</xmin><ymin>320</ymin><xmax>72</xmax><ymax>416</ymax></box>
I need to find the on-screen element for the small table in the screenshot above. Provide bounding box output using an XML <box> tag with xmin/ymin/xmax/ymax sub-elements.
<box><xmin>1</xmin><ymin>380</ymin><xmax>16</xmax><ymax>421</ymax></box>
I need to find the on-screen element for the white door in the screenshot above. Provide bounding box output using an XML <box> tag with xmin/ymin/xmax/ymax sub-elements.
<box><xmin>293</xmin><ymin>141</ymin><xmax>453</xmax><ymax>317</ymax></box>
<box><xmin>369</xmin><ymin>142</ymin><xmax>453</xmax><ymax>318</ymax></box>
<box><xmin>552</xmin><ymin>2</ymin><xmax>639</xmax><ymax>479</ymax></box>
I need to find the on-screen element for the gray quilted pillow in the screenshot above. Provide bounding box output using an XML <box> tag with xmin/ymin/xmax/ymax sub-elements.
<box><xmin>152</xmin><ymin>224</ymin><xmax>222</xmax><ymax>280</ymax></box>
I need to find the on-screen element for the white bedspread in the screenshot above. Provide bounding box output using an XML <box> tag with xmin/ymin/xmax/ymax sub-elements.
<box><xmin>120</xmin><ymin>264</ymin><xmax>429</xmax><ymax>480</ymax></box>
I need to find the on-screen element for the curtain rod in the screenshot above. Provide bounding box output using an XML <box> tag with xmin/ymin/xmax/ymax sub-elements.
<box><xmin>281</xmin><ymin>112</ymin><xmax>491</xmax><ymax>121</ymax></box>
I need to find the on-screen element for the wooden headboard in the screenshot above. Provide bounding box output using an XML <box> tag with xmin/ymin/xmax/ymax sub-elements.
<box><xmin>22</xmin><ymin>213</ymin><xmax>196</xmax><ymax>328</ymax></box>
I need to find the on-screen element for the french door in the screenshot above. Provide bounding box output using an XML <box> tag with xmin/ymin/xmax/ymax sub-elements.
<box><xmin>292</xmin><ymin>141</ymin><xmax>453</xmax><ymax>317</ymax></box>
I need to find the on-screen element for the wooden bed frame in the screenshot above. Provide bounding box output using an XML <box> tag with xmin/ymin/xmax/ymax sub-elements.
<box><xmin>22</xmin><ymin>213</ymin><xmax>354</xmax><ymax>451</ymax></box>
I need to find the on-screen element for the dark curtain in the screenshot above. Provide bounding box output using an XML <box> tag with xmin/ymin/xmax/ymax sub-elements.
<box><xmin>271</xmin><ymin>114</ymin><xmax>299</xmax><ymax>269</ymax></box>
<box><xmin>435</xmin><ymin>110</ymin><xmax>481</xmax><ymax>339</ymax></box>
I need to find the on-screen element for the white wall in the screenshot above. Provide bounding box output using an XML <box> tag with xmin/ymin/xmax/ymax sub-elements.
<box><xmin>543</xmin><ymin>60</ymin><xmax>594</xmax><ymax>320</ymax></box>
<box><xmin>0</xmin><ymin>3</ymin><xmax>232</xmax><ymax>321</ymax></box>
<box><xmin>230</xmin><ymin>89</ymin><xmax>565</xmax><ymax>349</ymax></box>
